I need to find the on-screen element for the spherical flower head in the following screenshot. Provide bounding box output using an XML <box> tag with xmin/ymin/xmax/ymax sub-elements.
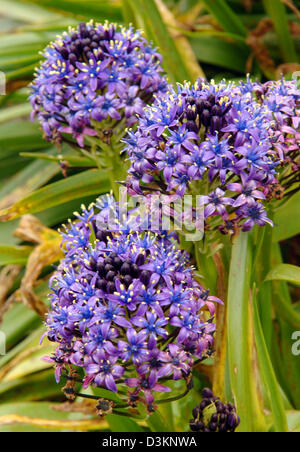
<box><xmin>44</xmin><ymin>195</ymin><xmax>220</xmax><ymax>409</ymax></box>
<box><xmin>123</xmin><ymin>77</ymin><xmax>283</xmax><ymax>232</ymax></box>
<box><xmin>30</xmin><ymin>21</ymin><xmax>167</xmax><ymax>147</ymax></box>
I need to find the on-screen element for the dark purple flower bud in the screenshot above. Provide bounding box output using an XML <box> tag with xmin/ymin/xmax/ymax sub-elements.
<box><xmin>191</xmin><ymin>388</ymin><xmax>240</xmax><ymax>432</ymax></box>
<box><xmin>195</xmin><ymin>98</ymin><xmax>204</xmax><ymax>114</ymax></box>
<box><xmin>202</xmin><ymin>387</ymin><xmax>214</xmax><ymax>399</ymax></box>
<box><xmin>201</xmin><ymin>109</ymin><xmax>211</xmax><ymax>127</ymax></box>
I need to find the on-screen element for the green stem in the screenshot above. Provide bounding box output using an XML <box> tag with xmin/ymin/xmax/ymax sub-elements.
<box><xmin>156</xmin><ymin>386</ymin><xmax>191</xmax><ymax>405</ymax></box>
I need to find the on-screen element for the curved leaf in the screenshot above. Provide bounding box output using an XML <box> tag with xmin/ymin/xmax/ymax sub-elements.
<box><xmin>0</xmin><ymin>245</ymin><xmax>32</xmax><ymax>265</ymax></box>
<box><xmin>0</xmin><ymin>169</ymin><xmax>110</xmax><ymax>221</ymax></box>
<box><xmin>266</xmin><ymin>264</ymin><xmax>300</xmax><ymax>286</ymax></box>
<box><xmin>273</xmin><ymin>192</ymin><xmax>300</xmax><ymax>241</ymax></box>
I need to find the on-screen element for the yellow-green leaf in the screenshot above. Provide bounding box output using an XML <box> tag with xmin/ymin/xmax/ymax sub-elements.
<box><xmin>0</xmin><ymin>169</ymin><xmax>110</xmax><ymax>221</ymax></box>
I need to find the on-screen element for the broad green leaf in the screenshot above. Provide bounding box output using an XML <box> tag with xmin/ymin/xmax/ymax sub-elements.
<box><xmin>0</xmin><ymin>169</ymin><xmax>110</xmax><ymax>221</ymax></box>
<box><xmin>121</xmin><ymin>0</ymin><xmax>137</xmax><ymax>27</ymax></box>
<box><xmin>0</xmin><ymin>149</ymin><xmax>61</xmax><ymax>205</ymax></box>
<box><xmin>0</xmin><ymin>325</ymin><xmax>44</xmax><ymax>368</ymax></box>
<box><xmin>252</xmin><ymin>284</ymin><xmax>289</xmax><ymax>432</ymax></box>
<box><xmin>152</xmin><ymin>0</ymin><xmax>205</xmax><ymax>81</ymax></box>
<box><xmin>25</xmin><ymin>0</ymin><xmax>122</xmax><ymax>22</ymax></box>
<box><xmin>128</xmin><ymin>0</ymin><xmax>191</xmax><ymax>84</ymax></box>
<box><xmin>3</xmin><ymin>344</ymin><xmax>56</xmax><ymax>381</ymax></box>
<box><xmin>0</xmin><ymin>195</ymin><xmax>97</xmax><ymax>247</ymax></box>
<box><xmin>227</xmin><ymin>232</ymin><xmax>266</xmax><ymax>432</ymax></box>
<box><xmin>0</xmin><ymin>32</ymin><xmax>54</xmax><ymax>52</ymax></box>
<box><xmin>0</xmin><ymin>402</ymin><xmax>107</xmax><ymax>432</ymax></box>
<box><xmin>0</xmin><ymin>55</ymin><xmax>39</xmax><ymax>71</ymax></box>
<box><xmin>201</xmin><ymin>0</ymin><xmax>247</xmax><ymax>37</ymax></box>
<box><xmin>271</xmin><ymin>244</ymin><xmax>300</xmax><ymax>408</ymax></box>
<box><xmin>106</xmin><ymin>414</ymin><xmax>144</xmax><ymax>433</ymax></box>
<box><xmin>266</xmin><ymin>264</ymin><xmax>300</xmax><ymax>286</ymax></box>
<box><xmin>146</xmin><ymin>410</ymin><xmax>170</xmax><ymax>432</ymax></box>
<box><xmin>273</xmin><ymin>192</ymin><xmax>300</xmax><ymax>242</ymax></box>
<box><xmin>0</xmin><ymin>104</ymin><xmax>32</xmax><ymax>124</ymax></box>
<box><xmin>278</xmin><ymin>306</ymin><xmax>300</xmax><ymax>408</ymax></box>
<box><xmin>0</xmin><ymin>0</ymin><xmax>61</xmax><ymax>23</ymax></box>
<box><xmin>36</xmin><ymin>194</ymin><xmax>99</xmax><ymax>227</ymax></box>
<box><xmin>286</xmin><ymin>411</ymin><xmax>300</xmax><ymax>433</ymax></box>
<box><xmin>190</xmin><ymin>35</ymin><xmax>248</xmax><ymax>72</ymax></box>
<box><xmin>0</xmin><ymin>219</ymin><xmax>20</xmax><ymax>246</ymax></box>
<box><xmin>253</xmin><ymin>212</ymin><xmax>274</xmax><ymax>349</ymax></box>
<box><xmin>0</xmin><ymin>121</ymin><xmax>49</xmax><ymax>158</ymax></box>
<box><xmin>0</xmin><ymin>157</ymin><xmax>27</xmax><ymax>182</ymax></box>
<box><xmin>271</xmin><ymin>280</ymin><xmax>300</xmax><ymax>330</ymax></box>
<box><xmin>0</xmin><ymin>283</ymin><xmax>49</xmax><ymax>352</ymax></box>
<box><xmin>263</xmin><ymin>0</ymin><xmax>298</xmax><ymax>63</ymax></box>
<box><xmin>0</xmin><ymin>244</ymin><xmax>32</xmax><ymax>265</ymax></box>
<box><xmin>0</xmin><ymin>370</ymin><xmax>60</xmax><ymax>403</ymax></box>
<box><xmin>6</xmin><ymin>63</ymin><xmax>38</xmax><ymax>80</ymax></box>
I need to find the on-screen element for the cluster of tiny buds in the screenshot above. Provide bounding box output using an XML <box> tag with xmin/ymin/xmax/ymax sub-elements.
<box><xmin>89</xmin><ymin>251</ymin><xmax>147</xmax><ymax>293</ymax></box>
<box><xmin>57</xmin><ymin>22</ymin><xmax>116</xmax><ymax>65</ymax></box>
<box><xmin>182</xmin><ymin>91</ymin><xmax>232</xmax><ymax>134</ymax></box>
<box><xmin>190</xmin><ymin>388</ymin><xmax>240</xmax><ymax>433</ymax></box>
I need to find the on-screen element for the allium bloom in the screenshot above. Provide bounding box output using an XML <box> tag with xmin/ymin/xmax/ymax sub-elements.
<box><xmin>44</xmin><ymin>196</ymin><xmax>220</xmax><ymax>409</ymax></box>
<box><xmin>190</xmin><ymin>388</ymin><xmax>240</xmax><ymax>433</ymax></box>
<box><xmin>30</xmin><ymin>21</ymin><xmax>167</xmax><ymax>147</ymax></box>
<box><xmin>124</xmin><ymin>77</ymin><xmax>299</xmax><ymax>233</ymax></box>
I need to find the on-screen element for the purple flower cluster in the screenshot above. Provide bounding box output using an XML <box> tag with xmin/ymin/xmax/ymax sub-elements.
<box><xmin>263</xmin><ymin>77</ymin><xmax>299</xmax><ymax>159</ymax></box>
<box><xmin>124</xmin><ymin>77</ymin><xmax>299</xmax><ymax>233</ymax></box>
<box><xmin>44</xmin><ymin>196</ymin><xmax>220</xmax><ymax>408</ymax></box>
<box><xmin>30</xmin><ymin>21</ymin><xmax>167</xmax><ymax>147</ymax></box>
<box><xmin>260</xmin><ymin>77</ymin><xmax>300</xmax><ymax>199</ymax></box>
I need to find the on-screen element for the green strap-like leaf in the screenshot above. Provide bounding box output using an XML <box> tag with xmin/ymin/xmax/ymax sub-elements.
<box><xmin>0</xmin><ymin>169</ymin><xmax>110</xmax><ymax>221</ymax></box>
<box><xmin>227</xmin><ymin>232</ymin><xmax>266</xmax><ymax>432</ymax></box>
<box><xmin>252</xmin><ymin>284</ymin><xmax>289</xmax><ymax>432</ymax></box>
<box><xmin>266</xmin><ymin>264</ymin><xmax>300</xmax><ymax>286</ymax></box>
<box><xmin>128</xmin><ymin>0</ymin><xmax>191</xmax><ymax>84</ymax></box>
<box><xmin>263</xmin><ymin>0</ymin><xmax>298</xmax><ymax>63</ymax></box>
<box><xmin>201</xmin><ymin>0</ymin><xmax>247</xmax><ymax>37</ymax></box>
<box><xmin>286</xmin><ymin>411</ymin><xmax>300</xmax><ymax>433</ymax></box>
<box><xmin>0</xmin><ymin>104</ymin><xmax>32</xmax><ymax>124</ymax></box>
<box><xmin>273</xmin><ymin>192</ymin><xmax>300</xmax><ymax>242</ymax></box>
<box><xmin>0</xmin><ymin>244</ymin><xmax>33</xmax><ymax>265</ymax></box>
